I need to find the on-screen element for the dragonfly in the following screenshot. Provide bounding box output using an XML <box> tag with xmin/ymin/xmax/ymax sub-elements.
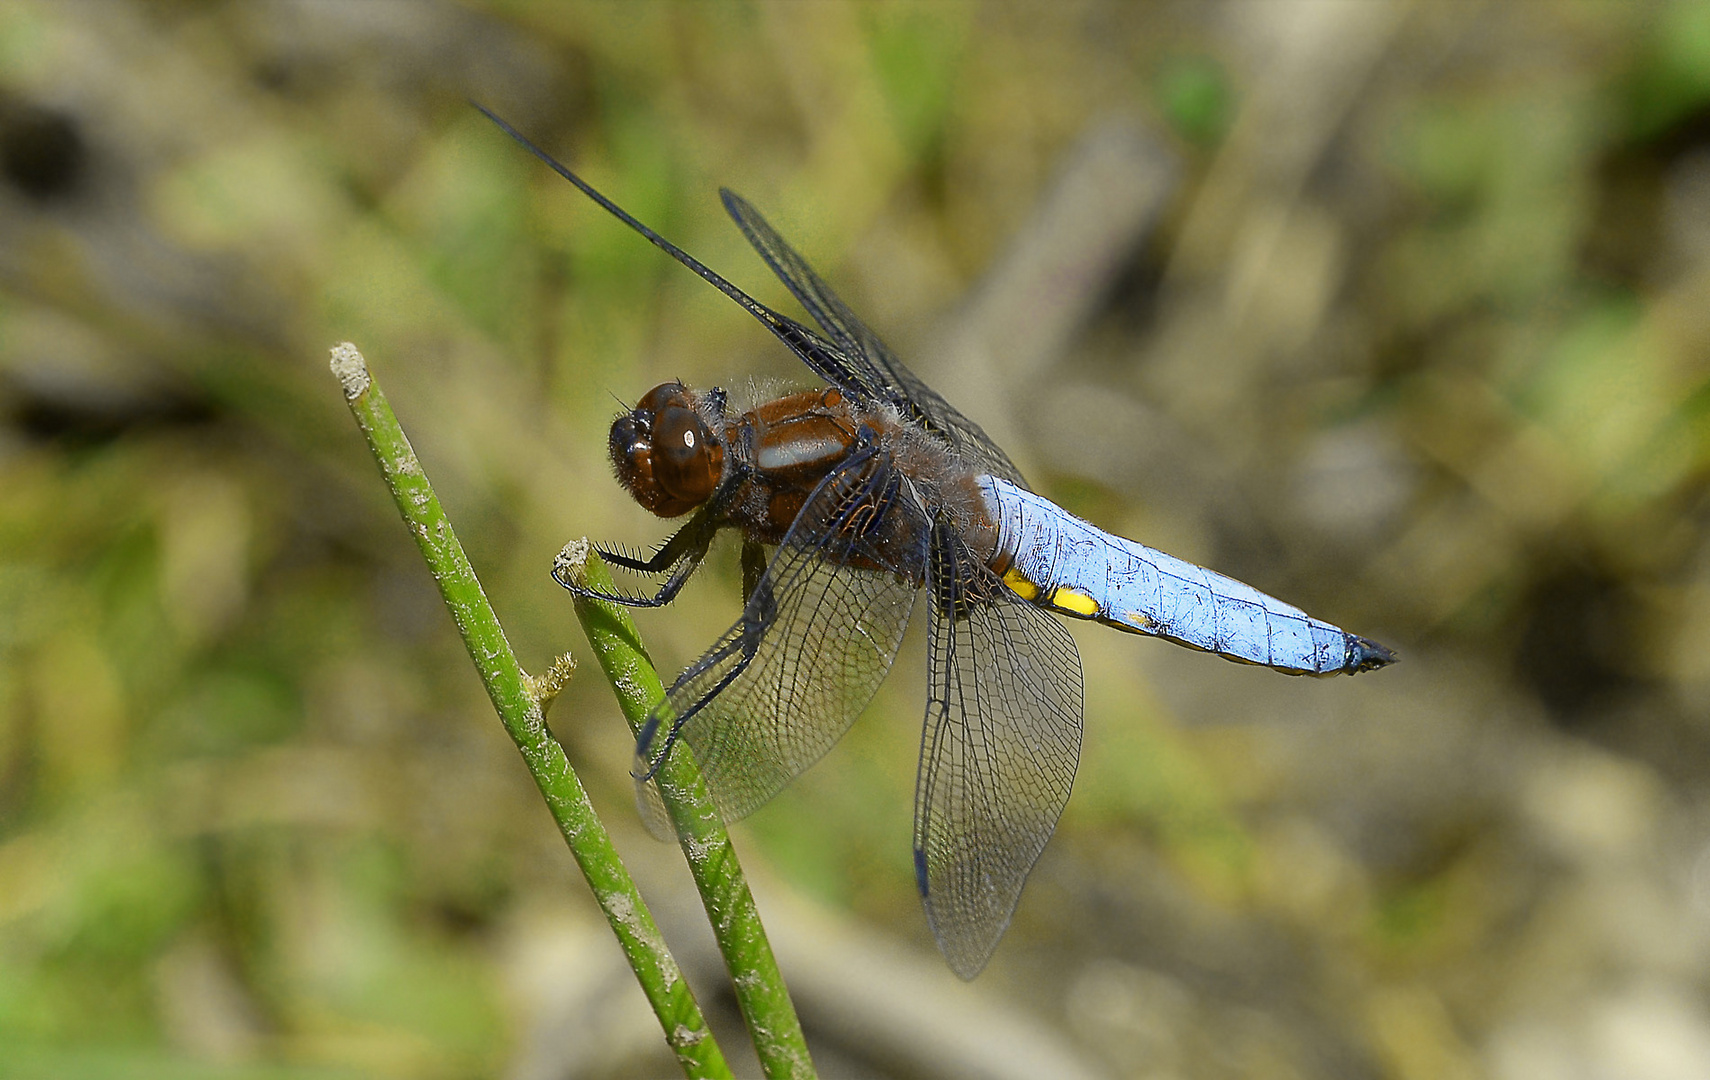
<box><xmin>479</xmin><ymin>106</ymin><xmax>1396</xmax><ymax>979</ymax></box>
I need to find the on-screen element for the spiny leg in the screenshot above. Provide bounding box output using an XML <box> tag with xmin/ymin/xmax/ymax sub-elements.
<box><xmin>635</xmin><ymin>570</ymin><xmax>774</xmax><ymax>780</ymax></box>
<box><xmin>555</xmin><ymin>510</ymin><xmax>720</xmax><ymax>607</ymax></box>
<box><xmin>741</xmin><ymin>539</ymin><xmax>767</xmax><ymax>607</ymax></box>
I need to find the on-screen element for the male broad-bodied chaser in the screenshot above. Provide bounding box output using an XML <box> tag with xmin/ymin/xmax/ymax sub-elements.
<box><xmin>479</xmin><ymin>106</ymin><xmax>1395</xmax><ymax>978</ymax></box>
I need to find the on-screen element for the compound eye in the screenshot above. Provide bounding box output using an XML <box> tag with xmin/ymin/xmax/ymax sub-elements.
<box><xmin>652</xmin><ymin>405</ymin><xmax>720</xmax><ymax>504</ymax></box>
<box><xmin>637</xmin><ymin>381</ymin><xmax>690</xmax><ymax>415</ymax></box>
<box><xmin>608</xmin><ymin>414</ymin><xmax>645</xmax><ymax>459</ymax></box>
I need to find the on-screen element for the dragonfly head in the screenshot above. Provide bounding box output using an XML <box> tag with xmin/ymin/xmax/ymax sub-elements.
<box><xmin>610</xmin><ymin>381</ymin><xmax>726</xmax><ymax>517</ymax></box>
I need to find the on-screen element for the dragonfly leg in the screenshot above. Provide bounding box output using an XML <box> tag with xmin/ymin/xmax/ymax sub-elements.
<box><xmin>634</xmin><ymin>600</ymin><xmax>768</xmax><ymax>780</ymax></box>
<box><xmin>597</xmin><ymin>509</ymin><xmax>719</xmax><ymax>574</ymax></box>
<box><xmin>633</xmin><ymin>549</ymin><xmax>784</xmax><ymax>781</ymax></box>
<box><xmin>741</xmin><ymin>539</ymin><xmax>767</xmax><ymax>607</ymax></box>
<box><xmin>559</xmin><ymin>550</ymin><xmax>709</xmax><ymax>608</ymax></box>
<box><xmin>557</xmin><ymin>514</ymin><xmax>720</xmax><ymax>608</ymax></box>
<box><xmin>596</xmin><ymin>545</ymin><xmax>658</xmax><ymax>572</ymax></box>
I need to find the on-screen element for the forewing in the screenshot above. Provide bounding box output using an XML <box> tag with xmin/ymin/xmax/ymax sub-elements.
<box><xmin>913</xmin><ymin>522</ymin><xmax>1084</xmax><ymax>979</ymax></box>
<box><xmin>636</xmin><ymin>446</ymin><xmax>930</xmax><ymax>825</ymax></box>
<box><xmin>721</xmin><ymin>190</ymin><xmax>1029</xmax><ymax>487</ymax></box>
<box><xmin>476</xmin><ymin>106</ymin><xmax>888</xmax><ymax>413</ymax></box>
<box><xmin>479</xmin><ymin>108</ymin><xmax>1027</xmax><ymax>483</ymax></box>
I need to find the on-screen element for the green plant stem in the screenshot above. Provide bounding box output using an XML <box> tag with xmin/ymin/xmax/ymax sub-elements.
<box><xmin>329</xmin><ymin>342</ymin><xmax>730</xmax><ymax>1080</ymax></box>
<box><xmin>557</xmin><ymin>544</ymin><xmax>816</xmax><ymax>1080</ymax></box>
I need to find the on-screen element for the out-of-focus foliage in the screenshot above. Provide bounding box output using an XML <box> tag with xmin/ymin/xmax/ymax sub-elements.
<box><xmin>2</xmin><ymin>2</ymin><xmax>1709</xmax><ymax>1078</ymax></box>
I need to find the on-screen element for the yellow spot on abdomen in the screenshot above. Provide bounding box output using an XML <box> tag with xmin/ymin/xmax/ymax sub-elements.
<box><xmin>1002</xmin><ymin>567</ymin><xmax>1040</xmax><ymax>602</ymax></box>
<box><xmin>1049</xmin><ymin>586</ymin><xmax>1099</xmax><ymax>618</ymax></box>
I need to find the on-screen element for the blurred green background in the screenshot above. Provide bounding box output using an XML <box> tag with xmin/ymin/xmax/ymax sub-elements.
<box><xmin>4</xmin><ymin>1</ymin><xmax>1710</xmax><ymax>1078</ymax></box>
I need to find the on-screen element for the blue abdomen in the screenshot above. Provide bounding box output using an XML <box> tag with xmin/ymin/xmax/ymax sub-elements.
<box><xmin>977</xmin><ymin>477</ymin><xmax>1392</xmax><ymax>676</ymax></box>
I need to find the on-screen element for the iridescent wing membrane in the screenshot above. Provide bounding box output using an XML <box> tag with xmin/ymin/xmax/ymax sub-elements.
<box><xmin>481</xmin><ymin>106</ymin><xmax>1084</xmax><ymax>978</ymax></box>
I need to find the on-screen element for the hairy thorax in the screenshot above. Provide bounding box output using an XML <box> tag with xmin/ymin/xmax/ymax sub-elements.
<box><xmin>609</xmin><ymin>381</ymin><xmax>998</xmax><ymax>563</ymax></box>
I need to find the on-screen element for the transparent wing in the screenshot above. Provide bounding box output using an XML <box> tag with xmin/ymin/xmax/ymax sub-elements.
<box><xmin>913</xmin><ymin>522</ymin><xmax>1084</xmax><ymax>979</ymax></box>
<box><xmin>480</xmin><ymin>107</ymin><xmax>1026</xmax><ymax>483</ymax></box>
<box><xmin>722</xmin><ymin>190</ymin><xmax>1030</xmax><ymax>488</ymax></box>
<box><xmin>635</xmin><ymin>443</ymin><xmax>931</xmax><ymax>825</ymax></box>
<box><xmin>476</xmin><ymin>105</ymin><xmax>905</xmax><ymax>415</ymax></box>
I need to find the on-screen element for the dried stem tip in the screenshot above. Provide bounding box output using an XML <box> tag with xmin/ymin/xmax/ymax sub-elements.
<box><xmin>555</xmin><ymin>538</ymin><xmax>593</xmax><ymax>589</ymax></box>
<box><xmin>329</xmin><ymin>342</ymin><xmax>371</xmax><ymax>400</ymax></box>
